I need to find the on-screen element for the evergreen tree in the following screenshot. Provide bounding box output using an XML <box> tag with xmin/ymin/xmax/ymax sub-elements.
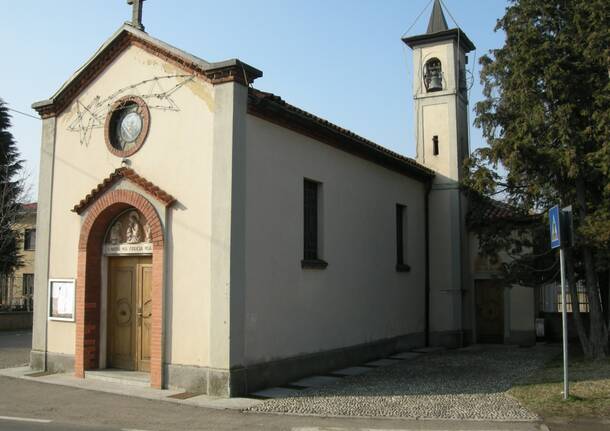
<box><xmin>466</xmin><ymin>0</ymin><xmax>610</xmax><ymax>358</ymax></box>
<box><xmin>0</xmin><ymin>98</ymin><xmax>24</xmax><ymax>277</ymax></box>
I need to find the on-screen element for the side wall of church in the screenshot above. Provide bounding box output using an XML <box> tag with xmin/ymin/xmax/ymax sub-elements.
<box><xmin>40</xmin><ymin>45</ymin><xmax>217</xmax><ymax>369</ymax></box>
<box><xmin>242</xmin><ymin>115</ymin><xmax>428</xmax><ymax>366</ymax></box>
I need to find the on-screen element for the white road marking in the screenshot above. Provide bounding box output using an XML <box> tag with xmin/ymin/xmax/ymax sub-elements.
<box><xmin>292</xmin><ymin>428</ymin><xmax>517</xmax><ymax>431</ymax></box>
<box><xmin>122</xmin><ymin>429</ymin><xmax>152</xmax><ymax>431</ymax></box>
<box><xmin>0</xmin><ymin>415</ymin><xmax>52</xmax><ymax>423</ymax></box>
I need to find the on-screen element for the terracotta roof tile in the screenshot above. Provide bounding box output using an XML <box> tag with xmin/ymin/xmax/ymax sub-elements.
<box><xmin>72</xmin><ymin>167</ymin><xmax>176</xmax><ymax>214</ymax></box>
<box><xmin>468</xmin><ymin>195</ymin><xmax>538</xmax><ymax>227</ymax></box>
<box><xmin>21</xmin><ymin>202</ymin><xmax>37</xmax><ymax>212</ymax></box>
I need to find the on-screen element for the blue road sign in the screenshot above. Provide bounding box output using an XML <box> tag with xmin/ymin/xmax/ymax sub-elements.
<box><xmin>550</xmin><ymin>205</ymin><xmax>561</xmax><ymax>249</ymax></box>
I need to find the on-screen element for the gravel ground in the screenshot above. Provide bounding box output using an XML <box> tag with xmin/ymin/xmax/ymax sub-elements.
<box><xmin>0</xmin><ymin>330</ymin><xmax>31</xmax><ymax>369</ymax></box>
<box><xmin>249</xmin><ymin>344</ymin><xmax>560</xmax><ymax>421</ymax></box>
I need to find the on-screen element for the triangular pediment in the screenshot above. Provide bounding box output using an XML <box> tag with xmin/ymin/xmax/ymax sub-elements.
<box><xmin>32</xmin><ymin>25</ymin><xmax>262</xmax><ymax>119</ymax></box>
<box><xmin>72</xmin><ymin>167</ymin><xmax>176</xmax><ymax>214</ymax></box>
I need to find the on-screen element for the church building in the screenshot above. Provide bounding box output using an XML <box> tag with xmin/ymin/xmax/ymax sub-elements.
<box><xmin>30</xmin><ymin>0</ymin><xmax>535</xmax><ymax>396</ymax></box>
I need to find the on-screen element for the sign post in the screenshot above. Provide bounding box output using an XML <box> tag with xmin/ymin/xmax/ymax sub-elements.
<box><xmin>549</xmin><ymin>205</ymin><xmax>569</xmax><ymax>400</ymax></box>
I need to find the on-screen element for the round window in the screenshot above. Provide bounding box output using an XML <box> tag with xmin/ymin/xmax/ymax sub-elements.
<box><xmin>105</xmin><ymin>96</ymin><xmax>150</xmax><ymax>157</ymax></box>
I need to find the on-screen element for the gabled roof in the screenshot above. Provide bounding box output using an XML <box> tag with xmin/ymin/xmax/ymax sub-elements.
<box><xmin>427</xmin><ymin>0</ymin><xmax>449</xmax><ymax>34</ymax></box>
<box><xmin>32</xmin><ymin>24</ymin><xmax>262</xmax><ymax>119</ymax></box>
<box><xmin>37</xmin><ymin>23</ymin><xmax>435</xmax><ymax>183</ymax></box>
<box><xmin>248</xmin><ymin>89</ymin><xmax>435</xmax><ymax>182</ymax></box>
<box><xmin>72</xmin><ymin>167</ymin><xmax>176</xmax><ymax>214</ymax></box>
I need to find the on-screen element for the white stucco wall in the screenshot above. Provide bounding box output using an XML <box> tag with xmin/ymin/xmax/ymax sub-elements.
<box><xmin>510</xmin><ymin>286</ymin><xmax>535</xmax><ymax>332</ymax></box>
<box><xmin>45</xmin><ymin>44</ymin><xmax>216</xmax><ymax>367</ymax></box>
<box><xmin>242</xmin><ymin>115</ymin><xmax>427</xmax><ymax>365</ymax></box>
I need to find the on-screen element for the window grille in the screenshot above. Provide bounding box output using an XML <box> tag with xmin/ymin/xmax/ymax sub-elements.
<box><xmin>396</xmin><ymin>204</ymin><xmax>407</xmax><ymax>266</ymax></box>
<box><xmin>23</xmin><ymin>274</ymin><xmax>34</xmax><ymax>296</ymax></box>
<box><xmin>303</xmin><ymin>179</ymin><xmax>319</xmax><ymax>261</ymax></box>
<box><xmin>539</xmin><ymin>281</ymin><xmax>590</xmax><ymax>313</ymax></box>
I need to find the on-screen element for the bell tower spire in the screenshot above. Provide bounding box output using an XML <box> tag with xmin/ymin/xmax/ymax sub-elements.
<box><xmin>427</xmin><ymin>0</ymin><xmax>449</xmax><ymax>34</ymax></box>
<box><xmin>127</xmin><ymin>0</ymin><xmax>147</xmax><ymax>31</ymax></box>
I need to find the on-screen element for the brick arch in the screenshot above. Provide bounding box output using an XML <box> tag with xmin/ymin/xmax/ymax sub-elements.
<box><xmin>75</xmin><ymin>189</ymin><xmax>164</xmax><ymax>388</ymax></box>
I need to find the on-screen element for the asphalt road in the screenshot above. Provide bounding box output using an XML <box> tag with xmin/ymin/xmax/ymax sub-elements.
<box><xmin>0</xmin><ymin>330</ymin><xmax>31</xmax><ymax>369</ymax></box>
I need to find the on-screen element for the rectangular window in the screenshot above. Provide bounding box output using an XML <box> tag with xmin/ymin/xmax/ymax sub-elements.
<box><xmin>23</xmin><ymin>273</ymin><xmax>34</xmax><ymax>296</ymax></box>
<box><xmin>24</xmin><ymin>229</ymin><xmax>36</xmax><ymax>251</ymax></box>
<box><xmin>396</xmin><ymin>204</ymin><xmax>410</xmax><ymax>272</ymax></box>
<box><xmin>302</xmin><ymin>179</ymin><xmax>327</xmax><ymax>269</ymax></box>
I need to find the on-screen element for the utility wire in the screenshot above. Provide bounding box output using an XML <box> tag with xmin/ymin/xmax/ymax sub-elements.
<box><xmin>439</xmin><ymin>0</ymin><xmax>462</xmax><ymax>29</ymax></box>
<box><xmin>7</xmin><ymin>107</ymin><xmax>40</xmax><ymax>121</ymax></box>
<box><xmin>401</xmin><ymin>0</ymin><xmax>434</xmax><ymax>38</ymax></box>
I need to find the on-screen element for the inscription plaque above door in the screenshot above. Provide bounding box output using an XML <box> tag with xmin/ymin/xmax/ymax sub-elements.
<box><xmin>104</xmin><ymin>210</ymin><xmax>153</xmax><ymax>256</ymax></box>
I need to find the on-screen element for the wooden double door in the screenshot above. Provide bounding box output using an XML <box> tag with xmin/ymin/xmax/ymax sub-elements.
<box><xmin>107</xmin><ymin>256</ymin><xmax>152</xmax><ymax>371</ymax></box>
<box><xmin>475</xmin><ymin>279</ymin><xmax>505</xmax><ymax>344</ymax></box>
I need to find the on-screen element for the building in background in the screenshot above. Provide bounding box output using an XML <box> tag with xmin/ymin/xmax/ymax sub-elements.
<box><xmin>0</xmin><ymin>203</ymin><xmax>37</xmax><ymax>312</ymax></box>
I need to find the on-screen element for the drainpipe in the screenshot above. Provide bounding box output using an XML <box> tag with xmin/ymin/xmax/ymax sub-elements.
<box><xmin>425</xmin><ymin>178</ymin><xmax>432</xmax><ymax>347</ymax></box>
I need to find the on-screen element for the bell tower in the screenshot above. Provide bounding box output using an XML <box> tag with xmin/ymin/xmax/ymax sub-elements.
<box><xmin>403</xmin><ymin>0</ymin><xmax>476</xmax><ymax>347</ymax></box>
<box><xmin>402</xmin><ymin>0</ymin><xmax>474</xmax><ymax>181</ymax></box>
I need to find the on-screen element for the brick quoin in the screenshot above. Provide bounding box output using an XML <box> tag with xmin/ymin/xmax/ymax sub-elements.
<box><xmin>75</xmin><ymin>189</ymin><xmax>165</xmax><ymax>388</ymax></box>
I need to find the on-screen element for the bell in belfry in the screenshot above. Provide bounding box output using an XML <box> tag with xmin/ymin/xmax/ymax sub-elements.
<box><xmin>428</xmin><ymin>72</ymin><xmax>443</xmax><ymax>91</ymax></box>
<box><xmin>424</xmin><ymin>58</ymin><xmax>443</xmax><ymax>92</ymax></box>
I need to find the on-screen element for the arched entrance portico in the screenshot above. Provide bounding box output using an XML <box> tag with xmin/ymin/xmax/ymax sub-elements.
<box><xmin>75</xmin><ymin>189</ymin><xmax>164</xmax><ymax>388</ymax></box>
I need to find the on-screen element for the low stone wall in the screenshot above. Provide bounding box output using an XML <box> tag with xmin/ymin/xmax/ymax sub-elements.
<box><xmin>0</xmin><ymin>312</ymin><xmax>33</xmax><ymax>331</ymax></box>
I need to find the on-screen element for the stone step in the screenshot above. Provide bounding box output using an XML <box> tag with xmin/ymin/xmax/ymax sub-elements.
<box><xmin>85</xmin><ymin>369</ymin><xmax>150</xmax><ymax>388</ymax></box>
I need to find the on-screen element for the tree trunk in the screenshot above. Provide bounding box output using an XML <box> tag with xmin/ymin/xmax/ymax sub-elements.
<box><xmin>606</xmin><ymin>270</ymin><xmax>610</xmax><ymax>352</ymax></box>
<box><xmin>582</xmin><ymin>247</ymin><xmax>608</xmax><ymax>359</ymax></box>
<box><xmin>565</xmin><ymin>248</ymin><xmax>591</xmax><ymax>355</ymax></box>
<box><xmin>576</xmin><ymin>179</ymin><xmax>608</xmax><ymax>359</ymax></box>
<box><xmin>599</xmin><ymin>271</ymin><xmax>610</xmax><ymax>332</ymax></box>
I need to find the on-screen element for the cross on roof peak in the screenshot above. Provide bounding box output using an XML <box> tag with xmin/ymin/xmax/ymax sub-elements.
<box><xmin>127</xmin><ymin>0</ymin><xmax>146</xmax><ymax>32</ymax></box>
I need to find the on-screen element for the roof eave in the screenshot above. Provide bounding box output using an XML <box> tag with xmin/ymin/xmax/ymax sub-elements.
<box><xmin>402</xmin><ymin>28</ymin><xmax>476</xmax><ymax>52</ymax></box>
<box><xmin>248</xmin><ymin>92</ymin><xmax>435</xmax><ymax>183</ymax></box>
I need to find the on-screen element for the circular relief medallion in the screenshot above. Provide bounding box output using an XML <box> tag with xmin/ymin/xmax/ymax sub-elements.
<box><xmin>115</xmin><ymin>299</ymin><xmax>132</xmax><ymax>326</ymax></box>
<box><xmin>105</xmin><ymin>96</ymin><xmax>150</xmax><ymax>157</ymax></box>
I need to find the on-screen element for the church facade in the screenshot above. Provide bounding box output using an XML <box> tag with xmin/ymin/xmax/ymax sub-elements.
<box><xmin>30</xmin><ymin>1</ymin><xmax>535</xmax><ymax>396</ymax></box>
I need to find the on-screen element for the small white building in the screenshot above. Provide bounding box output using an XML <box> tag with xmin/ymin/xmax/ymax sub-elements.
<box><xmin>30</xmin><ymin>0</ymin><xmax>535</xmax><ymax>396</ymax></box>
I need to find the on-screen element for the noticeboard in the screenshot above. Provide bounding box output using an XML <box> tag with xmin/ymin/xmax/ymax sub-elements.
<box><xmin>48</xmin><ymin>279</ymin><xmax>76</xmax><ymax>322</ymax></box>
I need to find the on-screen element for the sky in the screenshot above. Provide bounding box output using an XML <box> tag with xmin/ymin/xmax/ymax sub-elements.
<box><xmin>0</xmin><ymin>0</ymin><xmax>509</xmax><ymax>197</ymax></box>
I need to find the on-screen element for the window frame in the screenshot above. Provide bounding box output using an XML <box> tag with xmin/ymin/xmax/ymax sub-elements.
<box><xmin>22</xmin><ymin>273</ymin><xmax>34</xmax><ymax>296</ymax></box>
<box><xmin>302</xmin><ymin>178</ymin><xmax>327</xmax><ymax>269</ymax></box>
<box><xmin>24</xmin><ymin>228</ymin><xmax>36</xmax><ymax>251</ymax></box>
<box><xmin>395</xmin><ymin>204</ymin><xmax>410</xmax><ymax>272</ymax></box>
